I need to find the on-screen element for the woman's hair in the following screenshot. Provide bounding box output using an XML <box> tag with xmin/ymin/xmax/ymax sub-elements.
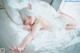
<box><xmin>20</xmin><ymin>8</ymin><xmax>36</xmax><ymax>25</ymax></box>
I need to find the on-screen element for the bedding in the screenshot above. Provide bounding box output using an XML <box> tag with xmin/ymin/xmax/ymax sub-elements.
<box><xmin>0</xmin><ymin>0</ymin><xmax>80</xmax><ymax>53</ymax></box>
<box><xmin>3</xmin><ymin>0</ymin><xmax>24</xmax><ymax>25</ymax></box>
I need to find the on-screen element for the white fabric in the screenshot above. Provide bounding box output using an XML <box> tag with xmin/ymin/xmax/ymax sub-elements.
<box><xmin>20</xmin><ymin>8</ymin><xmax>36</xmax><ymax>21</ymax></box>
<box><xmin>0</xmin><ymin>1</ymin><xmax>80</xmax><ymax>53</ymax></box>
<box><xmin>32</xmin><ymin>1</ymin><xmax>57</xmax><ymax>26</ymax></box>
<box><xmin>7</xmin><ymin>0</ymin><xmax>29</xmax><ymax>10</ymax></box>
<box><xmin>3</xmin><ymin>0</ymin><xmax>23</xmax><ymax>25</ymax></box>
<box><xmin>7</xmin><ymin>0</ymin><xmax>41</xmax><ymax>10</ymax></box>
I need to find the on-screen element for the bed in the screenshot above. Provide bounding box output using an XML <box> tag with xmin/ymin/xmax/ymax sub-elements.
<box><xmin>0</xmin><ymin>0</ymin><xmax>80</xmax><ymax>53</ymax></box>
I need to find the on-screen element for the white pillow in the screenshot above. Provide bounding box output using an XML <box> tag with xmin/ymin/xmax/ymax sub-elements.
<box><xmin>3</xmin><ymin>0</ymin><xmax>24</xmax><ymax>25</ymax></box>
<box><xmin>32</xmin><ymin>1</ymin><xmax>57</xmax><ymax>26</ymax></box>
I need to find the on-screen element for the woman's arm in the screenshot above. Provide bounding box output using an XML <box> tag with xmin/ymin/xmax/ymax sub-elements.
<box><xmin>9</xmin><ymin>22</ymin><xmax>42</xmax><ymax>52</ymax></box>
<box><xmin>19</xmin><ymin>23</ymin><xmax>41</xmax><ymax>49</ymax></box>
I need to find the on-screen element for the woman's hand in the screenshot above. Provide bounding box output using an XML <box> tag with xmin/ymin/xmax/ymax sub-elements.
<box><xmin>9</xmin><ymin>45</ymin><xmax>24</xmax><ymax>53</ymax></box>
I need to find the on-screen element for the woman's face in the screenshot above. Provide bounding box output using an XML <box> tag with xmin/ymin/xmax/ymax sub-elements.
<box><xmin>24</xmin><ymin>15</ymin><xmax>34</xmax><ymax>25</ymax></box>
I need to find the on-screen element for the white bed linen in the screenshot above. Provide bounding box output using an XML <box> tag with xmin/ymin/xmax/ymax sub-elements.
<box><xmin>0</xmin><ymin>1</ymin><xmax>80</xmax><ymax>53</ymax></box>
